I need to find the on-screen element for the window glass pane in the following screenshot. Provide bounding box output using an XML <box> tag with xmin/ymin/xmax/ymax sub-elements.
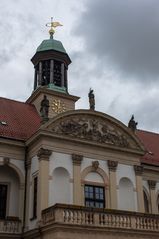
<box><xmin>88</xmin><ymin>186</ymin><xmax>93</xmax><ymax>193</ymax></box>
<box><xmin>85</xmin><ymin>185</ymin><xmax>105</xmax><ymax>209</ymax></box>
<box><xmin>85</xmin><ymin>192</ymin><xmax>89</xmax><ymax>198</ymax></box>
<box><xmin>85</xmin><ymin>186</ymin><xmax>89</xmax><ymax>192</ymax></box>
<box><xmin>99</xmin><ymin>193</ymin><xmax>104</xmax><ymax>200</ymax></box>
<box><xmin>89</xmin><ymin>201</ymin><xmax>94</xmax><ymax>207</ymax></box>
<box><xmin>99</xmin><ymin>203</ymin><xmax>104</xmax><ymax>208</ymax></box>
<box><xmin>89</xmin><ymin>192</ymin><xmax>93</xmax><ymax>199</ymax></box>
<box><xmin>95</xmin><ymin>187</ymin><xmax>99</xmax><ymax>193</ymax></box>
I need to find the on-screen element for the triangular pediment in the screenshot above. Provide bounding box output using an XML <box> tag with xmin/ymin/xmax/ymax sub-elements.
<box><xmin>41</xmin><ymin>110</ymin><xmax>145</xmax><ymax>154</ymax></box>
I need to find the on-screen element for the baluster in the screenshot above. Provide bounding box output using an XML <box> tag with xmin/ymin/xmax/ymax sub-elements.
<box><xmin>76</xmin><ymin>210</ymin><xmax>79</xmax><ymax>224</ymax></box>
<box><xmin>80</xmin><ymin>211</ymin><xmax>83</xmax><ymax>224</ymax></box>
<box><xmin>116</xmin><ymin>215</ymin><xmax>119</xmax><ymax>227</ymax></box>
<box><xmin>143</xmin><ymin>217</ymin><xmax>147</xmax><ymax>229</ymax></box>
<box><xmin>141</xmin><ymin>217</ymin><xmax>144</xmax><ymax>229</ymax></box>
<box><xmin>100</xmin><ymin>213</ymin><xmax>104</xmax><ymax>225</ymax></box>
<box><xmin>120</xmin><ymin>215</ymin><xmax>124</xmax><ymax>227</ymax></box>
<box><xmin>63</xmin><ymin>210</ymin><xmax>66</xmax><ymax>222</ymax></box>
<box><xmin>128</xmin><ymin>216</ymin><xmax>131</xmax><ymax>228</ymax></box>
<box><xmin>107</xmin><ymin>214</ymin><xmax>111</xmax><ymax>226</ymax></box>
<box><xmin>125</xmin><ymin>216</ymin><xmax>129</xmax><ymax>228</ymax></box>
<box><xmin>114</xmin><ymin>215</ymin><xmax>117</xmax><ymax>227</ymax></box>
<box><xmin>86</xmin><ymin>212</ymin><xmax>89</xmax><ymax>224</ymax></box>
<box><xmin>136</xmin><ymin>217</ymin><xmax>140</xmax><ymax>229</ymax></box>
<box><xmin>73</xmin><ymin>210</ymin><xmax>77</xmax><ymax>223</ymax></box>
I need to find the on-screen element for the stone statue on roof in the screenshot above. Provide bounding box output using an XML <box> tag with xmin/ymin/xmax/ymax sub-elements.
<box><xmin>128</xmin><ymin>115</ymin><xmax>138</xmax><ymax>132</ymax></box>
<box><xmin>40</xmin><ymin>95</ymin><xmax>49</xmax><ymax>121</ymax></box>
<box><xmin>88</xmin><ymin>88</ymin><xmax>95</xmax><ymax>111</ymax></box>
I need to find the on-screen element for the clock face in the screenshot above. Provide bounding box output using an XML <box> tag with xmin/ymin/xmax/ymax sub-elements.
<box><xmin>51</xmin><ymin>99</ymin><xmax>66</xmax><ymax>113</ymax></box>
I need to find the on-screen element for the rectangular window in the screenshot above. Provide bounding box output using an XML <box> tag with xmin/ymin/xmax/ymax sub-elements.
<box><xmin>0</xmin><ymin>184</ymin><xmax>8</xmax><ymax>219</ymax></box>
<box><xmin>33</xmin><ymin>177</ymin><xmax>38</xmax><ymax>218</ymax></box>
<box><xmin>85</xmin><ymin>185</ymin><xmax>105</xmax><ymax>208</ymax></box>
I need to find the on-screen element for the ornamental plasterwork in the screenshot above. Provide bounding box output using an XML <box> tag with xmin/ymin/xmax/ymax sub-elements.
<box><xmin>51</xmin><ymin>115</ymin><xmax>139</xmax><ymax>149</ymax></box>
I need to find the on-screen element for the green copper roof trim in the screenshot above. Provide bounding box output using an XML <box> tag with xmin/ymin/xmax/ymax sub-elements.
<box><xmin>48</xmin><ymin>83</ymin><xmax>67</xmax><ymax>93</ymax></box>
<box><xmin>36</xmin><ymin>39</ymin><xmax>66</xmax><ymax>54</ymax></box>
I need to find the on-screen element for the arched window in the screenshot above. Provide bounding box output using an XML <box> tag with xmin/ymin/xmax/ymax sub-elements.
<box><xmin>84</xmin><ymin>172</ymin><xmax>105</xmax><ymax>208</ymax></box>
<box><xmin>81</xmin><ymin>165</ymin><xmax>109</xmax><ymax>209</ymax></box>
<box><xmin>143</xmin><ymin>190</ymin><xmax>149</xmax><ymax>213</ymax></box>
<box><xmin>118</xmin><ymin>177</ymin><xmax>135</xmax><ymax>211</ymax></box>
<box><xmin>0</xmin><ymin>165</ymin><xmax>20</xmax><ymax>218</ymax></box>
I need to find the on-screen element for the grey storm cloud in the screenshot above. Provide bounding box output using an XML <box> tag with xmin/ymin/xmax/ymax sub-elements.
<box><xmin>73</xmin><ymin>0</ymin><xmax>159</xmax><ymax>82</ymax></box>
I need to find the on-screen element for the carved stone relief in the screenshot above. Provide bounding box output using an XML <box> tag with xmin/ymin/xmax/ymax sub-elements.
<box><xmin>51</xmin><ymin>115</ymin><xmax>139</xmax><ymax>149</ymax></box>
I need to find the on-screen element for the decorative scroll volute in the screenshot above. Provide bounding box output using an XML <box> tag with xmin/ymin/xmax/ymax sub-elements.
<box><xmin>108</xmin><ymin>160</ymin><xmax>118</xmax><ymax>172</ymax></box>
<box><xmin>134</xmin><ymin>165</ymin><xmax>144</xmax><ymax>176</ymax></box>
<box><xmin>72</xmin><ymin>154</ymin><xmax>83</xmax><ymax>165</ymax></box>
<box><xmin>37</xmin><ymin>148</ymin><xmax>52</xmax><ymax>161</ymax></box>
<box><xmin>148</xmin><ymin>180</ymin><xmax>156</xmax><ymax>190</ymax></box>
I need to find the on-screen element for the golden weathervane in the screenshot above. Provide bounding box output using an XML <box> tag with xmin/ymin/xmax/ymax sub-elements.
<box><xmin>46</xmin><ymin>17</ymin><xmax>63</xmax><ymax>38</ymax></box>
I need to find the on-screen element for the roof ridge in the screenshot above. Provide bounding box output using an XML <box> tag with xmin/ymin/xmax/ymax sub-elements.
<box><xmin>137</xmin><ymin>129</ymin><xmax>159</xmax><ymax>136</ymax></box>
<box><xmin>0</xmin><ymin>96</ymin><xmax>34</xmax><ymax>106</ymax></box>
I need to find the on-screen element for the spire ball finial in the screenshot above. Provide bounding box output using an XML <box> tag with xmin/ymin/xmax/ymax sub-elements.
<box><xmin>46</xmin><ymin>17</ymin><xmax>63</xmax><ymax>39</ymax></box>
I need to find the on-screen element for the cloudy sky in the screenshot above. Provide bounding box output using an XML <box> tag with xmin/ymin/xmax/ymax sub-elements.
<box><xmin>1</xmin><ymin>0</ymin><xmax>159</xmax><ymax>132</ymax></box>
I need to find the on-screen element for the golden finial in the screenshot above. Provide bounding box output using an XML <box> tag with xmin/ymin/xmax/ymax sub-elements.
<box><xmin>46</xmin><ymin>17</ymin><xmax>63</xmax><ymax>39</ymax></box>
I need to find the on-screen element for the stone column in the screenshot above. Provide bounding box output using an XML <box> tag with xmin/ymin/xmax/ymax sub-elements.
<box><xmin>108</xmin><ymin>160</ymin><xmax>118</xmax><ymax>209</ymax></box>
<box><xmin>34</xmin><ymin>69</ymin><xmax>37</xmax><ymax>90</ymax></box>
<box><xmin>24</xmin><ymin>158</ymin><xmax>31</xmax><ymax>230</ymax></box>
<box><xmin>50</xmin><ymin>60</ymin><xmax>54</xmax><ymax>84</ymax></box>
<box><xmin>37</xmin><ymin>148</ymin><xmax>52</xmax><ymax>220</ymax></box>
<box><xmin>38</xmin><ymin>62</ymin><xmax>42</xmax><ymax>86</ymax></box>
<box><xmin>61</xmin><ymin>63</ymin><xmax>65</xmax><ymax>87</ymax></box>
<box><xmin>64</xmin><ymin>67</ymin><xmax>68</xmax><ymax>91</ymax></box>
<box><xmin>148</xmin><ymin>180</ymin><xmax>157</xmax><ymax>214</ymax></box>
<box><xmin>72</xmin><ymin>154</ymin><xmax>83</xmax><ymax>205</ymax></box>
<box><xmin>134</xmin><ymin>165</ymin><xmax>144</xmax><ymax>213</ymax></box>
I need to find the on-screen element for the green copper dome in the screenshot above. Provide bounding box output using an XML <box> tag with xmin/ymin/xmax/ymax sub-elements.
<box><xmin>36</xmin><ymin>38</ymin><xmax>66</xmax><ymax>54</ymax></box>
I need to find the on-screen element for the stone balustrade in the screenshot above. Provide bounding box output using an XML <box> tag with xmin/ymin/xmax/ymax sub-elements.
<box><xmin>42</xmin><ymin>204</ymin><xmax>159</xmax><ymax>231</ymax></box>
<box><xmin>0</xmin><ymin>218</ymin><xmax>21</xmax><ymax>234</ymax></box>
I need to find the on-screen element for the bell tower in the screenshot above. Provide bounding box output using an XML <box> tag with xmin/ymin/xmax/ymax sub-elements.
<box><xmin>27</xmin><ymin>19</ymin><xmax>79</xmax><ymax>118</ymax></box>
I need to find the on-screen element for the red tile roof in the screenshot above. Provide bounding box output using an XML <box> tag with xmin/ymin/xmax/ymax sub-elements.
<box><xmin>137</xmin><ymin>130</ymin><xmax>159</xmax><ymax>166</ymax></box>
<box><xmin>0</xmin><ymin>97</ymin><xmax>41</xmax><ymax>141</ymax></box>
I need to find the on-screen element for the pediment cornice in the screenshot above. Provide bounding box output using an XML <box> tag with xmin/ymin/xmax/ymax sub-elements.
<box><xmin>38</xmin><ymin>110</ymin><xmax>145</xmax><ymax>154</ymax></box>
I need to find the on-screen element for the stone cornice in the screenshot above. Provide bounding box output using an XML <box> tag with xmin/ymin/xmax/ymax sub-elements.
<box><xmin>37</xmin><ymin>148</ymin><xmax>52</xmax><ymax>160</ymax></box>
<box><xmin>72</xmin><ymin>154</ymin><xmax>83</xmax><ymax>165</ymax></box>
<box><xmin>134</xmin><ymin>165</ymin><xmax>144</xmax><ymax>176</ymax></box>
<box><xmin>108</xmin><ymin>160</ymin><xmax>118</xmax><ymax>171</ymax></box>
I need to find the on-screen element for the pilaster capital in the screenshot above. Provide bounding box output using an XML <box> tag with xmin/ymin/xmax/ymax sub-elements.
<box><xmin>134</xmin><ymin>165</ymin><xmax>144</xmax><ymax>176</ymax></box>
<box><xmin>108</xmin><ymin>160</ymin><xmax>118</xmax><ymax>172</ymax></box>
<box><xmin>148</xmin><ymin>180</ymin><xmax>156</xmax><ymax>190</ymax></box>
<box><xmin>72</xmin><ymin>154</ymin><xmax>83</xmax><ymax>165</ymax></box>
<box><xmin>37</xmin><ymin>148</ymin><xmax>52</xmax><ymax>161</ymax></box>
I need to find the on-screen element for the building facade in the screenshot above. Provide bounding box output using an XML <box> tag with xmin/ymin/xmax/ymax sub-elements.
<box><xmin>0</xmin><ymin>25</ymin><xmax>159</xmax><ymax>239</ymax></box>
